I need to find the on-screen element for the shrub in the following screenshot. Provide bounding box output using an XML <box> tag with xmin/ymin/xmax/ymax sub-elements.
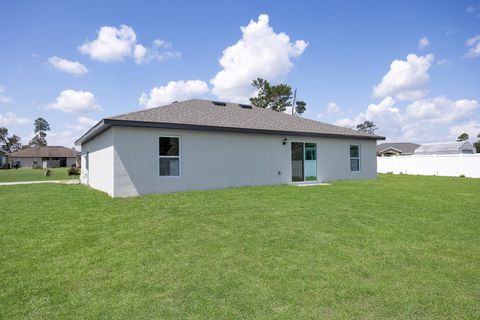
<box><xmin>67</xmin><ymin>166</ymin><xmax>80</xmax><ymax>176</ymax></box>
<box><xmin>459</xmin><ymin>174</ymin><xmax>466</xmax><ymax>178</ymax></box>
<box><xmin>44</xmin><ymin>169</ymin><xmax>51</xmax><ymax>177</ymax></box>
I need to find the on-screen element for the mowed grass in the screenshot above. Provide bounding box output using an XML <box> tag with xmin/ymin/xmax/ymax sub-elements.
<box><xmin>0</xmin><ymin>175</ymin><xmax>479</xmax><ymax>319</ymax></box>
<box><xmin>0</xmin><ymin>168</ymin><xmax>78</xmax><ymax>183</ymax></box>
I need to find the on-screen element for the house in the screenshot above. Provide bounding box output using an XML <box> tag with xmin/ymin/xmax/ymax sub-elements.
<box><xmin>376</xmin><ymin>142</ymin><xmax>420</xmax><ymax>157</ymax></box>
<box><xmin>0</xmin><ymin>149</ymin><xmax>8</xmax><ymax>169</ymax></box>
<box><xmin>75</xmin><ymin>99</ymin><xmax>385</xmax><ymax>197</ymax></box>
<box><xmin>9</xmin><ymin>146</ymin><xmax>80</xmax><ymax>168</ymax></box>
<box><xmin>414</xmin><ymin>141</ymin><xmax>476</xmax><ymax>155</ymax></box>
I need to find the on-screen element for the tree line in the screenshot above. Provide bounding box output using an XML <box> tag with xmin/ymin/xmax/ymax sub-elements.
<box><xmin>0</xmin><ymin>117</ymin><xmax>50</xmax><ymax>153</ymax></box>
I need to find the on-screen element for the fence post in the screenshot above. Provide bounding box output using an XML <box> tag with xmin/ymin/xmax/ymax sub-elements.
<box><xmin>459</xmin><ymin>153</ymin><xmax>464</xmax><ymax>177</ymax></box>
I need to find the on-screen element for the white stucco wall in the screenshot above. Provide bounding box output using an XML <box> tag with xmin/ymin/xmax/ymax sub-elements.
<box><xmin>80</xmin><ymin>128</ymin><xmax>114</xmax><ymax>196</ymax></box>
<box><xmin>105</xmin><ymin>126</ymin><xmax>377</xmax><ymax>197</ymax></box>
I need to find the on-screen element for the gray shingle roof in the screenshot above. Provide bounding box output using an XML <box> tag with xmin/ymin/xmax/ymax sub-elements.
<box><xmin>77</xmin><ymin>99</ymin><xmax>384</xmax><ymax>145</ymax></box>
<box><xmin>376</xmin><ymin>142</ymin><xmax>420</xmax><ymax>155</ymax></box>
<box><xmin>9</xmin><ymin>146</ymin><xmax>80</xmax><ymax>158</ymax></box>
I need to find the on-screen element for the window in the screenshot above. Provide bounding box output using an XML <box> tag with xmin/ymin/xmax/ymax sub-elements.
<box><xmin>350</xmin><ymin>145</ymin><xmax>360</xmax><ymax>171</ymax></box>
<box><xmin>159</xmin><ymin>137</ymin><xmax>180</xmax><ymax>176</ymax></box>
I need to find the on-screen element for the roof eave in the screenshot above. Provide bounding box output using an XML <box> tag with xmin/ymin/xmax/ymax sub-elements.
<box><xmin>75</xmin><ymin>119</ymin><xmax>111</xmax><ymax>146</ymax></box>
<box><xmin>94</xmin><ymin>119</ymin><xmax>385</xmax><ymax>141</ymax></box>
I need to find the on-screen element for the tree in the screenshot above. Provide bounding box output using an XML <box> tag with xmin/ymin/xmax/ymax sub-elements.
<box><xmin>0</xmin><ymin>127</ymin><xmax>7</xmax><ymax>150</ymax></box>
<box><xmin>295</xmin><ymin>100</ymin><xmax>307</xmax><ymax>115</ymax></box>
<box><xmin>356</xmin><ymin>120</ymin><xmax>379</xmax><ymax>134</ymax></box>
<box><xmin>6</xmin><ymin>135</ymin><xmax>22</xmax><ymax>153</ymax></box>
<box><xmin>29</xmin><ymin>117</ymin><xmax>50</xmax><ymax>147</ymax></box>
<box><xmin>249</xmin><ymin>78</ymin><xmax>272</xmax><ymax>109</ymax></box>
<box><xmin>249</xmin><ymin>78</ymin><xmax>306</xmax><ymax>114</ymax></box>
<box><xmin>457</xmin><ymin>133</ymin><xmax>469</xmax><ymax>142</ymax></box>
<box><xmin>0</xmin><ymin>127</ymin><xmax>23</xmax><ymax>153</ymax></box>
<box><xmin>474</xmin><ymin>132</ymin><xmax>480</xmax><ymax>153</ymax></box>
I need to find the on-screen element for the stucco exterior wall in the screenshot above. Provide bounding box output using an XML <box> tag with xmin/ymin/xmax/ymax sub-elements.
<box><xmin>80</xmin><ymin>128</ymin><xmax>114</xmax><ymax>196</ymax></box>
<box><xmin>107</xmin><ymin>126</ymin><xmax>377</xmax><ymax>197</ymax></box>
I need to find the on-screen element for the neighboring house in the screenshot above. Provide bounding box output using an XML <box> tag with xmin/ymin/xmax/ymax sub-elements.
<box><xmin>414</xmin><ymin>141</ymin><xmax>476</xmax><ymax>155</ymax></box>
<box><xmin>75</xmin><ymin>99</ymin><xmax>385</xmax><ymax>197</ymax></box>
<box><xmin>377</xmin><ymin>143</ymin><xmax>420</xmax><ymax>157</ymax></box>
<box><xmin>9</xmin><ymin>146</ymin><xmax>80</xmax><ymax>168</ymax></box>
<box><xmin>0</xmin><ymin>149</ymin><xmax>8</xmax><ymax>168</ymax></box>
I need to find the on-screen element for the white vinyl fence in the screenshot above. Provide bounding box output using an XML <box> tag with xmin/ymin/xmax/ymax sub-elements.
<box><xmin>377</xmin><ymin>154</ymin><xmax>480</xmax><ymax>178</ymax></box>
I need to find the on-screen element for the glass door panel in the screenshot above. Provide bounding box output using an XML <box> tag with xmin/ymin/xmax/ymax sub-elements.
<box><xmin>304</xmin><ymin>143</ymin><xmax>317</xmax><ymax>181</ymax></box>
<box><xmin>291</xmin><ymin>142</ymin><xmax>304</xmax><ymax>182</ymax></box>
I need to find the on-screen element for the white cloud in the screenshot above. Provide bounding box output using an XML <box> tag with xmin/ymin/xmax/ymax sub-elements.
<box><xmin>406</xmin><ymin>96</ymin><xmax>478</xmax><ymax>123</ymax></box>
<box><xmin>210</xmin><ymin>14</ymin><xmax>308</xmax><ymax>102</ymax></box>
<box><xmin>345</xmin><ymin>97</ymin><xmax>404</xmax><ymax>137</ymax></box>
<box><xmin>0</xmin><ymin>112</ymin><xmax>30</xmax><ymax>125</ymax></box>
<box><xmin>79</xmin><ymin>25</ymin><xmax>180</xmax><ymax>64</ymax></box>
<box><xmin>334</xmin><ymin>118</ymin><xmax>356</xmax><ymax>128</ymax></box>
<box><xmin>466</xmin><ymin>34</ymin><xmax>480</xmax><ymax>58</ymax></box>
<box><xmin>372</xmin><ymin>53</ymin><xmax>434</xmax><ymax>100</ymax></box>
<box><xmin>66</xmin><ymin>116</ymin><xmax>98</xmax><ymax>131</ymax></box>
<box><xmin>79</xmin><ymin>25</ymin><xmax>137</xmax><ymax>62</ymax></box>
<box><xmin>418</xmin><ymin>37</ymin><xmax>430</xmax><ymax>49</ymax></box>
<box><xmin>448</xmin><ymin>121</ymin><xmax>480</xmax><ymax>140</ymax></box>
<box><xmin>48</xmin><ymin>90</ymin><xmax>101</xmax><ymax>113</ymax></box>
<box><xmin>333</xmin><ymin>96</ymin><xmax>479</xmax><ymax>142</ymax></box>
<box><xmin>0</xmin><ymin>85</ymin><xmax>12</xmax><ymax>104</ymax></box>
<box><xmin>133</xmin><ymin>44</ymin><xmax>148</xmax><ymax>64</ymax></box>
<box><xmin>326</xmin><ymin>102</ymin><xmax>341</xmax><ymax>114</ymax></box>
<box><xmin>48</xmin><ymin>56</ymin><xmax>88</xmax><ymax>75</ymax></box>
<box><xmin>46</xmin><ymin>130</ymin><xmax>79</xmax><ymax>148</ymax></box>
<box><xmin>139</xmin><ymin>80</ymin><xmax>209</xmax><ymax>108</ymax></box>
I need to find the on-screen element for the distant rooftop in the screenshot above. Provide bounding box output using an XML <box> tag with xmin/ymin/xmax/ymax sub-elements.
<box><xmin>9</xmin><ymin>146</ymin><xmax>80</xmax><ymax>158</ymax></box>
<box><xmin>377</xmin><ymin>142</ymin><xmax>420</xmax><ymax>155</ymax></box>
<box><xmin>414</xmin><ymin>141</ymin><xmax>475</xmax><ymax>155</ymax></box>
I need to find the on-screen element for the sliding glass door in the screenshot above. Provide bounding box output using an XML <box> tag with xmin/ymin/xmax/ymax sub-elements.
<box><xmin>291</xmin><ymin>142</ymin><xmax>317</xmax><ymax>182</ymax></box>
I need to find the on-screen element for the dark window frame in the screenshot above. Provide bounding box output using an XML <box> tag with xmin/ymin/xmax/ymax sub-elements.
<box><xmin>159</xmin><ymin>136</ymin><xmax>181</xmax><ymax>177</ymax></box>
<box><xmin>350</xmin><ymin>144</ymin><xmax>360</xmax><ymax>172</ymax></box>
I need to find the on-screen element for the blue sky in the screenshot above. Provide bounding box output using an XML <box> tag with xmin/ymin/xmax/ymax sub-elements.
<box><xmin>0</xmin><ymin>0</ymin><xmax>479</xmax><ymax>147</ymax></box>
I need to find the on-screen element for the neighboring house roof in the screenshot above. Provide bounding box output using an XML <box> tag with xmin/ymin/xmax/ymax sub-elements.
<box><xmin>9</xmin><ymin>146</ymin><xmax>80</xmax><ymax>158</ymax></box>
<box><xmin>76</xmin><ymin>99</ymin><xmax>384</xmax><ymax>145</ymax></box>
<box><xmin>414</xmin><ymin>141</ymin><xmax>475</xmax><ymax>155</ymax></box>
<box><xmin>376</xmin><ymin>143</ymin><xmax>420</xmax><ymax>155</ymax></box>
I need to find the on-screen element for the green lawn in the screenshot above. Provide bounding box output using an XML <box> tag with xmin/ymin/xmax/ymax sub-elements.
<box><xmin>0</xmin><ymin>175</ymin><xmax>479</xmax><ymax>319</ymax></box>
<box><xmin>0</xmin><ymin>167</ymin><xmax>79</xmax><ymax>182</ymax></box>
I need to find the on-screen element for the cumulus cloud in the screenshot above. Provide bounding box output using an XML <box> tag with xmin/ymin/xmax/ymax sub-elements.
<box><xmin>210</xmin><ymin>14</ymin><xmax>308</xmax><ymax>102</ymax></box>
<box><xmin>406</xmin><ymin>96</ymin><xmax>478</xmax><ymax>124</ymax></box>
<box><xmin>466</xmin><ymin>34</ymin><xmax>480</xmax><ymax>58</ymax></box>
<box><xmin>334</xmin><ymin>118</ymin><xmax>356</xmax><ymax>128</ymax></box>
<box><xmin>418</xmin><ymin>37</ymin><xmax>430</xmax><ymax>49</ymax></box>
<box><xmin>48</xmin><ymin>56</ymin><xmax>88</xmax><ymax>75</ymax></box>
<box><xmin>48</xmin><ymin>90</ymin><xmax>101</xmax><ymax>113</ymax></box>
<box><xmin>372</xmin><ymin>54</ymin><xmax>434</xmax><ymax>100</ymax></box>
<box><xmin>448</xmin><ymin>121</ymin><xmax>480</xmax><ymax>140</ymax></box>
<box><xmin>0</xmin><ymin>112</ymin><xmax>30</xmax><ymax>125</ymax></box>
<box><xmin>79</xmin><ymin>25</ymin><xmax>180</xmax><ymax>64</ymax></box>
<box><xmin>0</xmin><ymin>85</ymin><xmax>12</xmax><ymax>104</ymax></box>
<box><xmin>334</xmin><ymin>96</ymin><xmax>479</xmax><ymax>142</ymax></box>
<box><xmin>66</xmin><ymin>116</ymin><xmax>98</xmax><ymax>131</ymax></box>
<box><xmin>337</xmin><ymin>97</ymin><xmax>405</xmax><ymax>137</ymax></box>
<box><xmin>139</xmin><ymin>80</ymin><xmax>209</xmax><ymax>108</ymax></box>
<box><xmin>326</xmin><ymin>102</ymin><xmax>341</xmax><ymax>114</ymax></box>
